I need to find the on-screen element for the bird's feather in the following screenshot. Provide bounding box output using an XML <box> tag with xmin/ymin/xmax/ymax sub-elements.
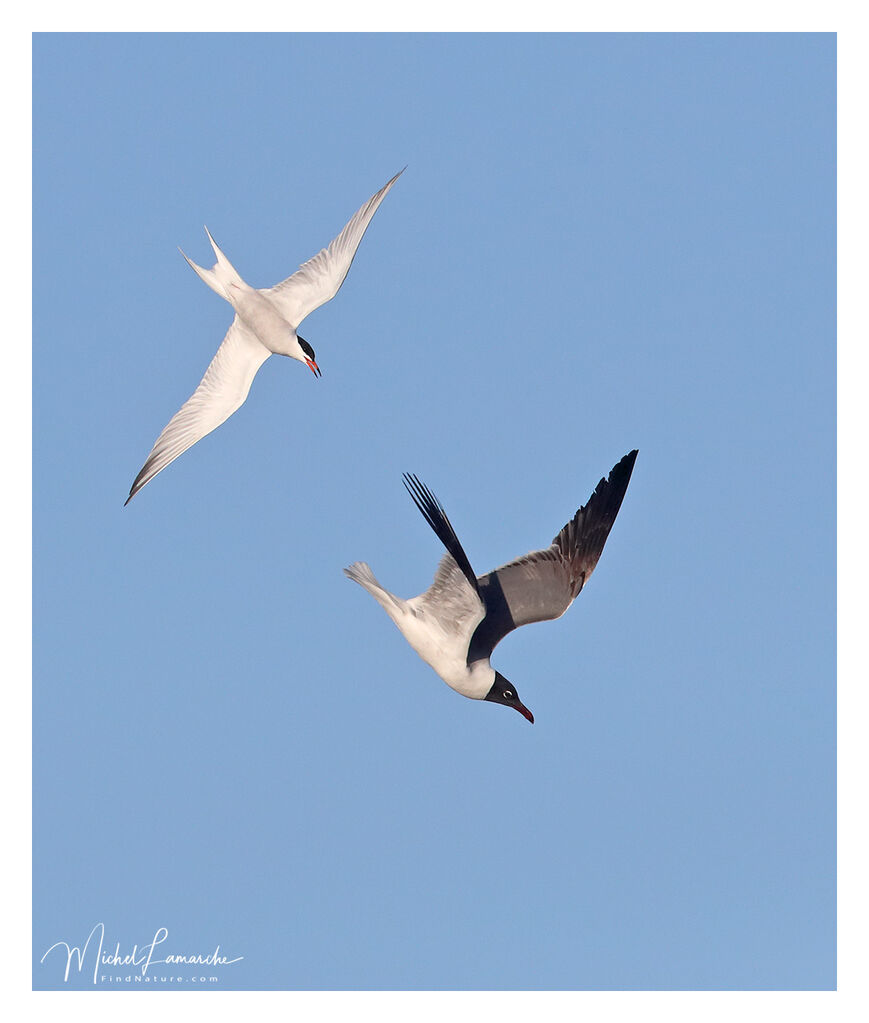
<box><xmin>410</xmin><ymin>553</ymin><xmax>486</xmax><ymax>638</ymax></box>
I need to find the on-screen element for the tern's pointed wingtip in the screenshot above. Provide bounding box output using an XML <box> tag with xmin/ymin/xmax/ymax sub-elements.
<box><xmin>125</xmin><ymin>480</ymin><xmax>143</xmax><ymax>505</ymax></box>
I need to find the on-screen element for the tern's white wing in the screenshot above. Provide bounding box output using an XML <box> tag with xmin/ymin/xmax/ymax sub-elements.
<box><xmin>261</xmin><ymin>169</ymin><xmax>403</xmax><ymax>328</ymax></box>
<box><xmin>126</xmin><ymin>318</ymin><xmax>270</xmax><ymax>503</ymax></box>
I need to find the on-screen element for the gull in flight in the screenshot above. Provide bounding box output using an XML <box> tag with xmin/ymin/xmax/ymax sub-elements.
<box><xmin>125</xmin><ymin>169</ymin><xmax>404</xmax><ymax>504</ymax></box>
<box><xmin>344</xmin><ymin>450</ymin><xmax>638</xmax><ymax>723</ymax></box>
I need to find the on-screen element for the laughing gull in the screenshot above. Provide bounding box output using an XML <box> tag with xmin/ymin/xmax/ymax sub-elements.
<box><xmin>344</xmin><ymin>450</ymin><xmax>638</xmax><ymax>723</ymax></box>
<box><xmin>125</xmin><ymin>169</ymin><xmax>404</xmax><ymax>504</ymax></box>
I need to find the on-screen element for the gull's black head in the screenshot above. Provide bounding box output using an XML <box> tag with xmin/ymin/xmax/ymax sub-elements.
<box><xmin>298</xmin><ymin>335</ymin><xmax>321</xmax><ymax>378</ymax></box>
<box><xmin>484</xmin><ymin>671</ymin><xmax>534</xmax><ymax>724</ymax></box>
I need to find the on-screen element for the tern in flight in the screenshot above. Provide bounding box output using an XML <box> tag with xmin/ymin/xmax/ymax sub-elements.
<box><xmin>125</xmin><ymin>169</ymin><xmax>403</xmax><ymax>504</ymax></box>
<box><xmin>344</xmin><ymin>450</ymin><xmax>638</xmax><ymax>723</ymax></box>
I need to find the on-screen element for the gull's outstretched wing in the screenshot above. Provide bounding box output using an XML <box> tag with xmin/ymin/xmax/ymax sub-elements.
<box><xmin>402</xmin><ymin>473</ymin><xmax>481</xmax><ymax>597</ymax></box>
<box><xmin>468</xmin><ymin>450</ymin><xmax>638</xmax><ymax>660</ymax></box>
<box><xmin>262</xmin><ymin>169</ymin><xmax>404</xmax><ymax>328</ymax></box>
<box><xmin>402</xmin><ymin>473</ymin><xmax>486</xmax><ymax>643</ymax></box>
<box><xmin>126</xmin><ymin>318</ymin><xmax>270</xmax><ymax>504</ymax></box>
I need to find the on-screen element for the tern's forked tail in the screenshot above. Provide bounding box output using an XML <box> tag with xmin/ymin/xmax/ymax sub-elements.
<box><xmin>179</xmin><ymin>226</ymin><xmax>245</xmax><ymax>301</ymax></box>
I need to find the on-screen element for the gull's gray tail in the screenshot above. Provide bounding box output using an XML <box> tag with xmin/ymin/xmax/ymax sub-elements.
<box><xmin>343</xmin><ymin>562</ymin><xmax>405</xmax><ymax>614</ymax></box>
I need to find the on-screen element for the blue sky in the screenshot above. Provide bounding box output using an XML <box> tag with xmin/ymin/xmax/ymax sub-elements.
<box><xmin>32</xmin><ymin>33</ymin><xmax>835</xmax><ymax>991</ymax></box>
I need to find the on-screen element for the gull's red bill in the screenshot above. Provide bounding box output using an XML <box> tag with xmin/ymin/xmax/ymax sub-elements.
<box><xmin>516</xmin><ymin>702</ymin><xmax>534</xmax><ymax>724</ymax></box>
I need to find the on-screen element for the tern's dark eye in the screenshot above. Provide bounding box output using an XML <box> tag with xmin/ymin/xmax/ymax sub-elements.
<box><xmin>504</xmin><ymin>690</ymin><xmax>514</xmax><ymax>699</ymax></box>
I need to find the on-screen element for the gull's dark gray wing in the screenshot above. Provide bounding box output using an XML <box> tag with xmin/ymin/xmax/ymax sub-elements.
<box><xmin>468</xmin><ymin>450</ymin><xmax>638</xmax><ymax>661</ymax></box>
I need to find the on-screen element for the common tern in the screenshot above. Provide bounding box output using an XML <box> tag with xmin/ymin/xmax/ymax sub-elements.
<box><xmin>125</xmin><ymin>169</ymin><xmax>403</xmax><ymax>504</ymax></box>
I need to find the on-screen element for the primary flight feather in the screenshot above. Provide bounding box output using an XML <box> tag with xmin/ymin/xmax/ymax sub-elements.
<box><xmin>125</xmin><ymin>169</ymin><xmax>403</xmax><ymax>504</ymax></box>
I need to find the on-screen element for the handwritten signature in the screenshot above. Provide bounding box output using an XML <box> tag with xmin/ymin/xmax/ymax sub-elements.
<box><xmin>40</xmin><ymin>922</ymin><xmax>243</xmax><ymax>984</ymax></box>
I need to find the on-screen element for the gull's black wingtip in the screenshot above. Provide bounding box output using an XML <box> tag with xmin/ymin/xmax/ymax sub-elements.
<box><xmin>401</xmin><ymin>472</ymin><xmax>480</xmax><ymax>596</ymax></box>
<box><xmin>594</xmin><ymin>449</ymin><xmax>639</xmax><ymax>501</ymax></box>
<box><xmin>608</xmin><ymin>449</ymin><xmax>639</xmax><ymax>487</ymax></box>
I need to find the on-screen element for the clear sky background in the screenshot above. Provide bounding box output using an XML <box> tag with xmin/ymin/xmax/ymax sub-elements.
<box><xmin>33</xmin><ymin>33</ymin><xmax>835</xmax><ymax>991</ymax></box>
